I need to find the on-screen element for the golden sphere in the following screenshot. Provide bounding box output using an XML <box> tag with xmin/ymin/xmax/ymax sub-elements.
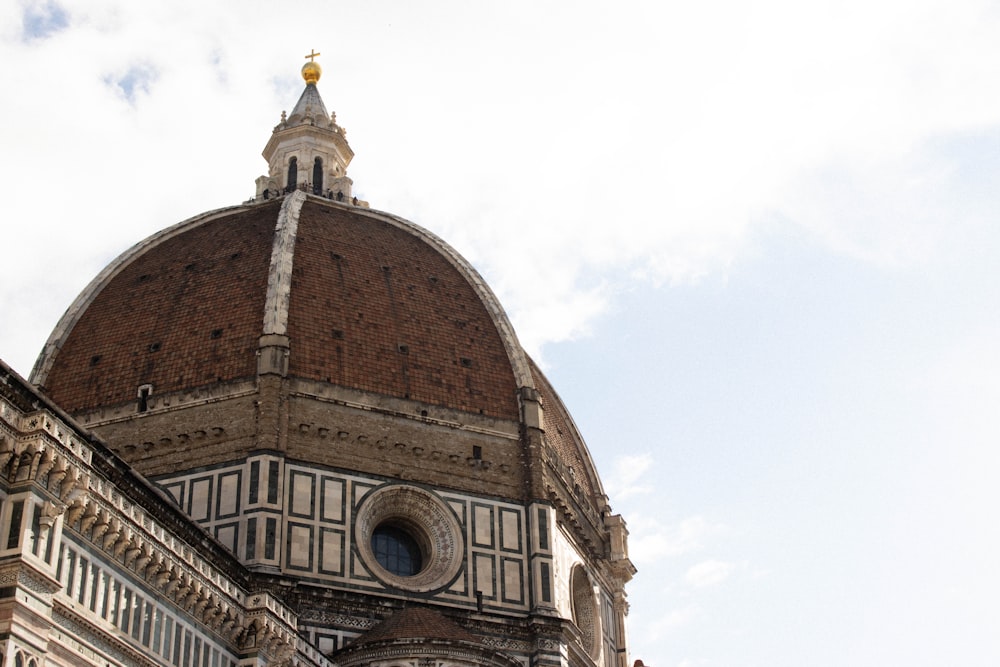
<box><xmin>302</xmin><ymin>61</ymin><xmax>322</xmax><ymax>85</ymax></box>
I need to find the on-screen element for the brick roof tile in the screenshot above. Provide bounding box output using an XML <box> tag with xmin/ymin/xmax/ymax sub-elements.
<box><xmin>346</xmin><ymin>606</ymin><xmax>480</xmax><ymax>647</ymax></box>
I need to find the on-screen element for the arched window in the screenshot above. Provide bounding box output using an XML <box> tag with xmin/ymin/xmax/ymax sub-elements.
<box><xmin>287</xmin><ymin>157</ymin><xmax>298</xmax><ymax>192</ymax></box>
<box><xmin>313</xmin><ymin>157</ymin><xmax>323</xmax><ymax>194</ymax></box>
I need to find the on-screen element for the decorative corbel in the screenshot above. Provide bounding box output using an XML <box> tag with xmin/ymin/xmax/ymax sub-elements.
<box><xmin>36</xmin><ymin>450</ymin><xmax>56</xmax><ymax>480</ymax></box>
<box><xmin>112</xmin><ymin>529</ymin><xmax>132</xmax><ymax>558</ymax></box>
<box><xmin>65</xmin><ymin>498</ymin><xmax>87</xmax><ymax>525</ymax></box>
<box><xmin>163</xmin><ymin>568</ymin><xmax>181</xmax><ymax>596</ymax></box>
<box><xmin>28</xmin><ymin>448</ymin><xmax>44</xmax><ymax>481</ymax></box>
<box><xmin>102</xmin><ymin>519</ymin><xmax>122</xmax><ymax>550</ymax></box>
<box><xmin>39</xmin><ymin>501</ymin><xmax>63</xmax><ymax>528</ymax></box>
<box><xmin>80</xmin><ymin>502</ymin><xmax>100</xmax><ymax>532</ymax></box>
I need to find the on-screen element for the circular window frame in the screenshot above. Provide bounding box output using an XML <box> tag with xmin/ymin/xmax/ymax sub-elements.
<box><xmin>355</xmin><ymin>485</ymin><xmax>464</xmax><ymax>593</ymax></box>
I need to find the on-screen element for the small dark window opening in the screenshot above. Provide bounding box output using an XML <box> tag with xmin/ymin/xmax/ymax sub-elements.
<box><xmin>264</xmin><ymin>518</ymin><xmax>277</xmax><ymax>560</ymax></box>
<box><xmin>397</xmin><ymin>344</ymin><xmax>408</xmax><ymax>354</ymax></box>
<box><xmin>473</xmin><ymin>445</ymin><xmax>482</xmax><ymax>460</ymax></box>
<box><xmin>148</xmin><ymin>342</ymin><xmax>161</xmax><ymax>353</ymax></box>
<box><xmin>313</xmin><ymin>157</ymin><xmax>323</xmax><ymax>194</ymax></box>
<box><xmin>460</xmin><ymin>357</ymin><xmax>473</xmax><ymax>368</ymax></box>
<box><xmin>245</xmin><ymin>518</ymin><xmax>257</xmax><ymax>560</ymax></box>
<box><xmin>371</xmin><ymin>524</ymin><xmax>423</xmax><ymax>576</ymax></box>
<box><xmin>540</xmin><ymin>562</ymin><xmax>552</xmax><ymax>603</ymax></box>
<box><xmin>249</xmin><ymin>461</ymin><xmax>260</xmax><ymax>504</ymax></box>
<box><xmin>266</xmin><ymin>461</ymin><xmax>279</xmax><ymax>503</ymax></box>
<box><xmin>287</xmin><ymin>157</ymin><xmax>298</xmax><ymax>192</ymax></box>
<box><xmin>90</xmin><ymin>355</ymin><xmax>101</xmax><ymax>366</ymax></box>
<box><xmin>7</xmin><ymin>500</ymin><xmax>24</xmax><ymax>549</ymax></box>
<box><xmin>210</xmin><ymin>328</ymin><xmax>223</xmax><ymax>339</ymax></box>
<box><xmin>137</xmin><ymin>386</ymin><xmax>152</xmax><ymax>413</ymax></box>
<box><xmin>538</xmin><ymin>508</ymin><xmax>550</xmax><ymax>550</ymax></box>
<box><xmin>30</xmin><ymin>504</ymin><xmax>41</xmax><ymax>556</ymax></box>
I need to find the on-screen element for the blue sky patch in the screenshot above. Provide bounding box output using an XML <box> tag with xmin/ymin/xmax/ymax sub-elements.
<box><xmin>22</xmin><ymin>1</ymin><xmax>69</xmax><ymax>41</ymax></box>
<box><xmin>104</xmin><ymin>64</ymin><xmax>158</xmax><ymax>104</ymax></box>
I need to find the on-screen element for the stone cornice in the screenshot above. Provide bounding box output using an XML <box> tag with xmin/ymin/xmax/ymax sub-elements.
<box><xmin>0</xmin><ymin>559</ymin><xmax>63</xmax><ymax>596</ymax></box>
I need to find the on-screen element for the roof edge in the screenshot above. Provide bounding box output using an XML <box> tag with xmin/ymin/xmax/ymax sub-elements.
<box><xmin>324</xmin><ymin>196</ymin><xmax>536</xmax><ymax>393</ymax></box>
<box><xmin>29</xmin><ymin>201</ymin><xmax>269</xmax><ymax>388</ymax></box>
<box><xmin>529</xmin><ymin>357</ymin><xmax>607</xmax><ymax>501</ymax></box>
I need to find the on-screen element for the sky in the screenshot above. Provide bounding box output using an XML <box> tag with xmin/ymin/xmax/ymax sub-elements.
<box><xmin>2</xmin><ymin>1</ymin><xmax>1000</xmax><ymax>665</ymax></box>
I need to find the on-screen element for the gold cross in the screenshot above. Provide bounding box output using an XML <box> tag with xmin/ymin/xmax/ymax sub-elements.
<box><xmin>304</xmin><ymin>49</ymin><xmax>321</xmax><ymax>62</ymax></box>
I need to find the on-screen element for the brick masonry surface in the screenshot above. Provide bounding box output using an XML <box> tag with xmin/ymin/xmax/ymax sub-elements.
<box><xmin>44</xmin><ymin>198</ymin><xmax>520</xmax><ymax>422</ymax></box>
<box><xmin>44</xmin><ymin>204</ymin><xmax>279</xmax><ymax>412</ymax></box>
<box><xmin>288</xmin><ymin>203</ymin><xmax>519</xmax><ymax>420</ymax></box>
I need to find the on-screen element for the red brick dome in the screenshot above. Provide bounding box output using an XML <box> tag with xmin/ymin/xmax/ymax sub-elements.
<box><xmin>32</xmin><ymin>194</ymin><xmax>530</xmax><ymax>422</ymax></box>
<box><xmin>28</xmin><ymin>68</ymin><xmax>613</xmax><ymax>522</ymax></box>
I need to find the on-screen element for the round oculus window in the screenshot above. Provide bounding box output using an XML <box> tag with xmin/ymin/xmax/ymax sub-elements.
<box><xmin>355</xmin><ymin>485</ymin><xmax>464</xmax><ymax>592</ymax></box>
<box><xmin>371</xmin><ymin>522</ymin><xmax>424</xmax><ymax>576</ymax></box>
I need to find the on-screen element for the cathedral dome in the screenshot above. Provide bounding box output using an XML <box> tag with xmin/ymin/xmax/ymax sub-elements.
<box><xmin>32</xmin><ymin>194</ymin><xmax>528</xmax><ymax>422</ymax></box>
<box><xmin>28</xmin><ymin>59</ymin><xmax>618</xmax><ymax>560</ymax></box>
<box><xmin>9</xmin><ymin>56</ymin><xmax>634</xmax><ymax>667</ymax></box>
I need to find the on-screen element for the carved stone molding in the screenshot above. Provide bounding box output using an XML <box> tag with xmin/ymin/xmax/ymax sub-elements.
<box><xmin>0</xmin><ymin>561</ymin><xmax>61</xmax><ymax>596</ymax></box>
<box><xmin>354</xmin><ymin>484</ymin><xmax>465</xmax><ymax>593</ymax></box>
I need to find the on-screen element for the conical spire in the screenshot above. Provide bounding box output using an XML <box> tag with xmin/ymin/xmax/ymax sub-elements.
<box><xmin>287</xmin><ymin>83</ymin><xmax>330</xmax><ymax>126</ymax></box>
<box><xmin>287</xmin><ymin>50</ymin><xmax>331</xmax><ymax>126</ymax></box>
<box><xmin>255</xmin><ymin>51</ymin><xmax>362</xmax><ymax>204</ymax></box>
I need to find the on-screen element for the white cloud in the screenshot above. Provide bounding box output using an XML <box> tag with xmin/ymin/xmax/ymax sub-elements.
<box><xmin>677</xmin><ymin>660</ymin><xmax>706</xmax><ymax>667</ymax></box>
<box><xmin>628</xmin><ymin>515</ymin><xmax>728</xmax><ymax>564</ymax></box>
<box><xmin>684</xmin><ymin>560</ymin><xmax>737</xmax><ymax>588</ymax></box>
<box><xmin>4</xmin><ymin>0</ymin><xmax>1000</xmax><ymax>373</ymax></box>
<box><xmin>604</xmin><ymin>453</ymin><xmax>655</xmax><ymax>501</ymax></box>
<box><xmin>911</xmin><ymin>327</ymin><xmax>1000</xmax><ymax>435</ymax></box>
<box><xmin>649</xmin><ymin>605</ymin><xmax>702</xmax><ymax>633</ymax></box>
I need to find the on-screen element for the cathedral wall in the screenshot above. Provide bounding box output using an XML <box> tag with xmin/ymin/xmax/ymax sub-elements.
<box><xmin>0</xmin><ymin>374</ymin><xmax>320</xmax><ymax>667</ymax></box>
<box><xmin>50</xmin><ymin>536</ymin><xmax>240</xmax><ymax>667</ymax></box>
<box><xmin>86</xmin><ymin>388</ymin><xmax>260</xmax><ymax>478</ymax></box>
<box><xmin>285</xmin><ymin>394</ymin><xmax>526</xmax><ymax>499</ymax></box>
<box><xmin>154</xmin><ymin>455</ymin><xmax>534</xmax><ymax>617</ymax></box>
<box><xmin>551</xmin><ymin>524</ymin><xmax>580</xmax><ymax>622</ymax></box>
<box><xmin>551</xmin><ymin>522</ymin><xmax>624</xmax><ymax>667</ymax></box>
